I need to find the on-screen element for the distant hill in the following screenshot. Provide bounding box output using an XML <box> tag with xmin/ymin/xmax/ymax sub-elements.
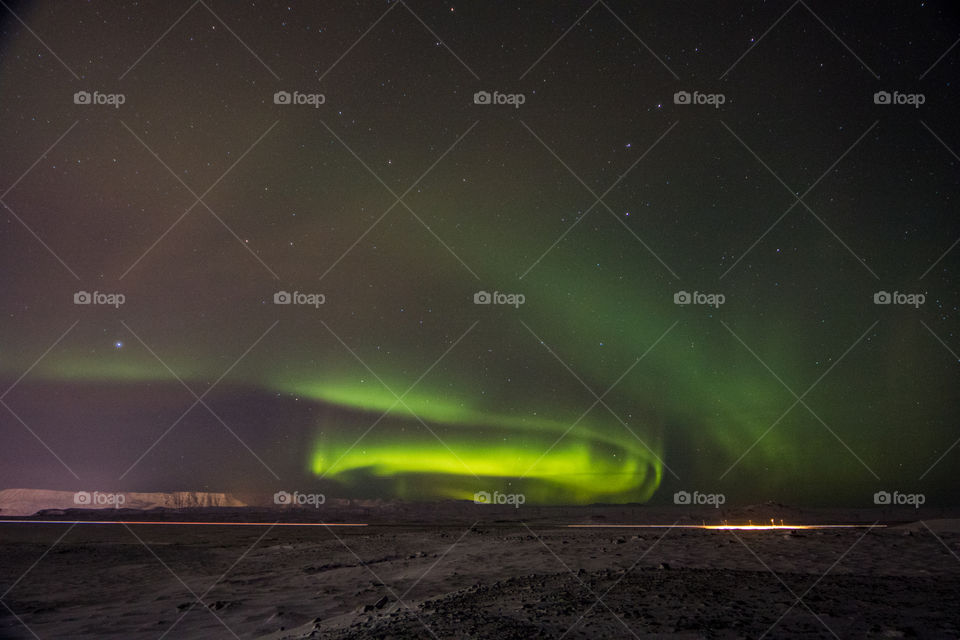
<box><xmin>0</xmin><ymin>488</ymin><xmax>248</xmax><ymax>516</ymax></box>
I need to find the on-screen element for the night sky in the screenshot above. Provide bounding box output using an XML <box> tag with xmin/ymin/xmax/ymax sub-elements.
<box><xmin>1</xmin><ymin>1</ymin><xmax>958</xmax><ymax>506</ymax></box>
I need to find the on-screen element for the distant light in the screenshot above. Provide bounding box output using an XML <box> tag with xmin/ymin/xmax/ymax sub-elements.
<box><xmin>568</xmin><ymin>523</ymin><xmax>879</xmax><ymax>530</ymax></box>
<box><xmin>114</xmin><ymin>341</ymin><xmax>124</xmax><ymax>349</ymax></box>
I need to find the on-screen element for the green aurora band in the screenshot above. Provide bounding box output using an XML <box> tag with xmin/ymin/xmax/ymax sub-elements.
<box><xmin>296</xmin><ymin>379</ymin><xmax>663</xmax><ymax>503</ymax></box>
<box><xmin>4</xmin><ymin>127</ymin><xmax>941</xmax><ymax>505</ymax></box>
<box><xmin>11</xmin><ymin>245</ymin><xmax>868</xmax><ymax>505</ymax></box>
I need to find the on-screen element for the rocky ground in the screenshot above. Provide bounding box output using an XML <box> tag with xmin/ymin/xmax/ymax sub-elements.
<box><xmin>1</xmin><ymin>506</ymin><xmax>958</xmax><ymax>638</ymax></box>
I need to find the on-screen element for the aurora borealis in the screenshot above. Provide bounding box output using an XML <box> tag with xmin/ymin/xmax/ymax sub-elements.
<box><xmin>1</xmin><ymin>1</ymin><xmax>959</xmax><ymax>506</ymax></box>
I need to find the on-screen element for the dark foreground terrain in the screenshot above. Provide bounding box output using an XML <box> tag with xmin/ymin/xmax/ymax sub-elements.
<box><xmin>1</xmin><ymin>505</ymin><xmax>958</xmax><ymax>638</ymax></box>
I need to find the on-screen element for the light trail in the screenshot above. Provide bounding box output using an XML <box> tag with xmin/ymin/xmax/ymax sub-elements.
<box><xmin>567</xmin><ymin>524</ymin><xmax>882</xmax><ymax>530</ymax></box>
<box><xmin>0</xmin><ymin>520</ymin><xmax>368</xmax><ymax>527</ymax></box>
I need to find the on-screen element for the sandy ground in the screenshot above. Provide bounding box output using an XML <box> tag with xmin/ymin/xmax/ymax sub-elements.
<box><xmin>1</xmin><ymin>507</ymin><xmax>959</xmax><ymax>638</ymax></box>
